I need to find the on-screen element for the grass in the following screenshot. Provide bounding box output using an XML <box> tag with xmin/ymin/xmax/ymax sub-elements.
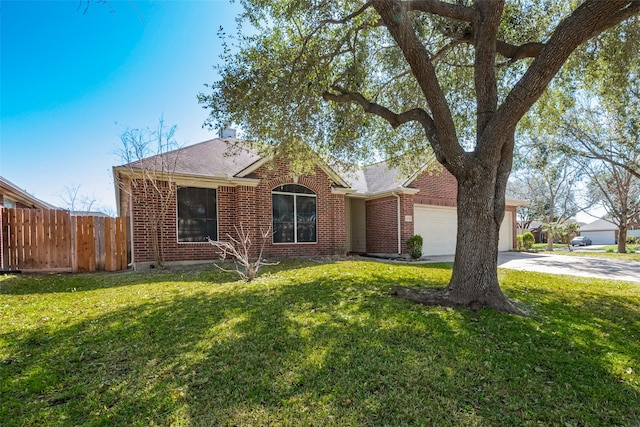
<box><xmin>1</xmin><ymin>260</ymin><xmax>639</xmax><ymax>426</ymax></box>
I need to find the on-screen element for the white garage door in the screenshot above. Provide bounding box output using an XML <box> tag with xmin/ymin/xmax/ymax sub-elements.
<box><xmin>413</xmin><ymin>206</ymin><xmax>458</xmax><ymax>256</ymax></box>
<box><xmin>499</xmin><ymin>211</ymin><xmax>513</xmax><ymax>252</ymax></box>
<box><xmin>414</xmin><ymin>205</ymin><xmax>513</xmax><ymax>256</ymax></box>
<box><xmin>582</xmin><ymin>230</ymin><xmax>616</xmax><ymax>245</ymax></box>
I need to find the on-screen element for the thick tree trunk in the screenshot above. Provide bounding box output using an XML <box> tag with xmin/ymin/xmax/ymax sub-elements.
<box><xmin>395</xmin><ymin>151</ymin><xmax>525</xmax><ymax>316</ymax></box>
<box><xmin>446</xmin><ymin>170</ymin><xmax>523</xmax><ymax>314</ymax></box>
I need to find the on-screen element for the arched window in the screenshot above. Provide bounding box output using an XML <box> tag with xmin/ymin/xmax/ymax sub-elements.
<box><xmin>272</xmin><ymin>184</ymin><xmax>317</xmax><ymax>243</ymax></box>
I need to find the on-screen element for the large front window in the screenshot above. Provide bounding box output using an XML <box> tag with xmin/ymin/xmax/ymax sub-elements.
<box><xmin>177</xmin><ymin>187</ymin><xmax>217</xmax><ymax>242</ymax></box>
<box><xmin>272</xmin><ymin>184</ymin><xmax>316</xmax><ymax>243</ymax></box>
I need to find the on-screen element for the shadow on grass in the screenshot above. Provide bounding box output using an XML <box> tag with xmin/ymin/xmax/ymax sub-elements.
<box><xmin>1</xmin><ymin>261</ymin><xmax>639</xmax><ymax>426</ymax></box>
<box><xmin>0</xmin><ymin>261</ymin><xmax>305</xmax><ymax>295</ymax></box>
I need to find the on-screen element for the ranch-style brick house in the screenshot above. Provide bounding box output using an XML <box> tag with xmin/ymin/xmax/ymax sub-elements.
<box><xmin>113</xmin><ymin>130</ymin><xmax>522</xmax><ymax>268</ymax></box>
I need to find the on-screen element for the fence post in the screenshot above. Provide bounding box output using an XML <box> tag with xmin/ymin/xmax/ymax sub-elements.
<box><xmin>1</xmin><ymin>208</ymin><xmax>6</xmax><ymax>270</ymax></box>
<box><xmin>70</xmin><ymin>215</ymin><xmax>78</xmax><ymax>272</ymax></box>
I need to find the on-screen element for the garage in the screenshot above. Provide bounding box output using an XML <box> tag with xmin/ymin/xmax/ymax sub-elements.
<box><xmin>579</xmin><ymin>219</ymin><xmax>617</xmax><ymax>245</ymax></box>
<box><xmin>413</xmin><ymin>205</ymin><xmax>513</xmax><ymax>256</ymax></box>
<box><xmin>581</xmin><ymin>230</ymin><xmax>615</xmax><ymax>245</ymax></box>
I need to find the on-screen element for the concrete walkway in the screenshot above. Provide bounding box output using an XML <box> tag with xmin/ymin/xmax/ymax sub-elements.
<box><xmin>496</xmin><ymin>251</ymin><xmax>640</xmax><ymax>283</ymax></box>
<box><xmin>417</xmin><ymin>252</ymin><xmax>640</xmax><ymax>283</ymax></box>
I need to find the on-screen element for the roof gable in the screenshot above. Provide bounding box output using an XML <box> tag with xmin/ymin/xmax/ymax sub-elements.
<box><xmin>116</xmin><ymin>137</ymin><xmax>351</xmax><ymax>187</ymax></box>
<box><xmin>581</xmin><ymin>218</ymin><xmax>617</xmax><ymax>231</ymax></box>
<box><xmin>117</xmin><ymin>138</ymin><xmax>262</xmax><ymax>179</ymax></box>
<box><xmin>113</xmin><ymin>137</ymin><xmax>521</xmax><ymax>204</ymax></box>
<box><xmin>0</xmin><ymin>176</ymin><xmax>57</xmax><ymax>209</ymax></box>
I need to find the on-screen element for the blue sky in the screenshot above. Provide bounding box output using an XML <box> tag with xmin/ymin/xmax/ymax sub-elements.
<box><xmin>1</xmin><ymin>0</ymin><xmax>241</xmax><ymax>213</ymax></box>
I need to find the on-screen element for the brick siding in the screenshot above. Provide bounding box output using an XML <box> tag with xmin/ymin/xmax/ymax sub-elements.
<box><xmin>129</xmin><ymin>157</ymin><xmax>347</xmax><ymax>264</ymax></box>
<box><xmin>251</xmin><ymin>158</ymin><xmax>346</xmax><ymax>258</ymax></box>
<box><xmin>366</xmin><ymin>197</ymin><xmax>399</xmax><ymax>253</ymax></box>
<box><xmin>410</xmin><ymin>166</ymin><xmax>458</xmax><ymax>207</ymax></box>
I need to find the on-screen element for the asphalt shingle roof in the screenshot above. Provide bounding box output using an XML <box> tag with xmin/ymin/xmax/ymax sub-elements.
<box><xmin>119</xmin><ymin>138</ymin><xmax>262</xmax><ymax>178</ymax></box>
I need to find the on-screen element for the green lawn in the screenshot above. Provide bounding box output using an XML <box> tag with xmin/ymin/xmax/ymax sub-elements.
<box><xmin>1</xmin><ymin>260</ymin><xmax>639</xmax><ymax>426</ymax></box>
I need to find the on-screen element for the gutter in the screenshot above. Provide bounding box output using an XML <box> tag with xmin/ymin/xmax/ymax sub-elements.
<box><xmin>392</xmin><ymin>192</ymin><xmax>402</xmax><ymax>255</ymax></box>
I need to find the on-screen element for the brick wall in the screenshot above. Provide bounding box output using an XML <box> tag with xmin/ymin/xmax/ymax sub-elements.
<box><xmin>365</xmin><ymin>194</ymin><xmax>417</xmax><ymax>254</ymax></box>
<box><xmin>399</xmin><ymin>194</ymin><xmax>414</xmax><ymax>253</ymax></box>
<box><xmin>129</xmin><ymin>157</ymin><xmax>348</xmax><ymax>264</ymax></box>
<box><xmin>366</xmin><ymin>196</ymin><xmax>399</xmax><ymax>253</ymax></box>
<box><xmin>410</xmin><ymin>166</ymin><xmax>458</xmax><ymax>207</ymax></box>
<box><xmin>252</xmin><ymin>158</ymin><xmax>347</xmax><ymax>258</ymax></box>
<box><xmin>130</xmin><ymin>180</ymin><xmax>220</xmax><ymax>265</ymax></box>
<box><xmin>364</xmin><ymin>166</ymin><xmax>459</xmax><ymax>254</ymax></box>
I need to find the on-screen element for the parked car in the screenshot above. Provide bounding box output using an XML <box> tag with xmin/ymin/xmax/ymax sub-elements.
<box><xmin>571</xmin><ymin>236</ymin><xmax>592</xmax><ymax>246</ymax></box>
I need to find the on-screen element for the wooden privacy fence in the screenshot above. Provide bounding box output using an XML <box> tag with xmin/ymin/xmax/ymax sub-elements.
<box><xmin>1</xmin><ymin>208</ymin><xmax>127</xmax><ymax>272</ymax></box>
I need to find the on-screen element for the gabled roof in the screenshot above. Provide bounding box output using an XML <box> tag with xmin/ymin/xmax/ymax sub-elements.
<box><xmin>71</xmin><ymin>211</ymin><xmax>110</xmax><ymax>217</ymax></box>
<box><xmin>581</xmin><ymin>218</ymin><xmax>618</xmax><ymax>231</ymax></box>
<box><xmin>117</xmin><ymin>138</ymin><xmax>262</xmax><ymax>179</ymax></box>
<box><xmin>116</xmin><ymin>137</ymin><xmax>352</xmax><ymax>188</ymax></box>
<box><xmin>338</xmin><ymin>160</ymin><xmax>431</xmax><ymax>195</ymax></box>
<box><xmin>113</xmin><ymin>137</ymin><xmax>524</xmax><ymax>203</ymax></box>
<box><xmin>0</xmin><ymin>176</ymin><xmax>57</xmax><ymax>210</ymax></box>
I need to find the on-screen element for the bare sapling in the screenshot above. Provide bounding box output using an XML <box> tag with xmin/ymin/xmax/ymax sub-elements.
<box><xmin>208</xmin><ymin>225</ymin><xmax>278</xmax><ymax>281</ymax></box>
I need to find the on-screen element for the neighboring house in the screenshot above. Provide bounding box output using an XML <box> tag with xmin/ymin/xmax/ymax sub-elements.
<box><xmin>580</xmin><ymin>219</ymin><xmax>618</xmax><ymax>244</ymax></box>
<box><xmin>113</xmin><ymin>131</ymin><xmax>523</xmax><ymax>268</ymax></box>
<box><xmin>0</xmin><ymin>176</ymin><xmax>57</xmax><ymax>210</ymax></box>
<box><xmin>70</xmin><ymin>211</ymin><xmax>110</xmax><ymax>217</ymax></box>
<box><xmin>523</xmin><ymin>220</ymin><xmax>544</xmax><ymax>243</ymax></box>
<box><xmin>1</xmin><ymin>176</ymin><xmax>57</xmax><ymax>270</ymax></box>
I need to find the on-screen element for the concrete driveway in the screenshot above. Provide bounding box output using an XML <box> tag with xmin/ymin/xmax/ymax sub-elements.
<box><xmin>497</xmin><ymin>251</ymin><xmax>640</xmax><ymax>283</ymax></box>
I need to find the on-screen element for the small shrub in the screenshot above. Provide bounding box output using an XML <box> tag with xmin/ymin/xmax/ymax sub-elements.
<box><xmin>626</xmin><ymin>235</ymin><xmax>640</xmax><ymax>245</ymax></box>
<box><xmin>521</xmin><ymin>232</ymin><xmax>535</xmax><ymax>249</ymax></box>
<box><xmin>407</xmin><ymin>235</ymin><xmax>423</xmax><ymax>259</ymax></box>
<box><xmin>606</xmin><ymin>248</ymin><xmax>615</xmax><ymax>253</ymax></box>
<box><xmin>521</xmin><ymin>232</ymin><xmax>535</xmax><ymax>250</ymax></box>
<box><xmin>516</xmin><ymin>234</ymin><xmax>524</xmax><ymax>251</ymax></box>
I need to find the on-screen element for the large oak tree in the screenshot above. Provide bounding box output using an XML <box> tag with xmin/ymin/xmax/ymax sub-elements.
<box><xmin>199</xmin><ymin>0</ymin><xmax>640</xmax><ymax>315</ymax></box>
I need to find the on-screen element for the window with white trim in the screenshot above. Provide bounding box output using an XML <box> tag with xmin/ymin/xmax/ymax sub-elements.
<box><xmin>177</xmin><ymin>187</ymin><xmax>217</xmax><ymax>242</ymax></box>
<box><xmin>272</xmin><ymin>184</ymin><xmax>317</xmax><ymax>243</ymax></box>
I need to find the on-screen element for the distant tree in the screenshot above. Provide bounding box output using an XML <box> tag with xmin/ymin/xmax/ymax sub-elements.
<box><xmin>511</xmin><ymin>138</ymin><xmax>582</xmax><ymax>251</ymax></box>
<box><xmin>560</xmin><ymin>15</ymin><xmax>640</xmax><ymax>179</ymax></box>
<box><xmin>59</xmin><ymin>184</ymin><xmax>96</xmax><ymax>212</ymax></box>
<box><xmin>562</xmin><ymin>99</ymin><xmax>640</xmax><ymax>180</ymax></box>
<box><xmin>201</xmin><ymin>1</ymin><xmax>640</xmax><ymax>315</ymax></box>
<box><xmin>543</xmin><ymin>221</ymin><xmax>579</xmax><ymax>251</ymax></box>
<box><xmin>518</xmin><ymin>15</ymin><xmax>640</xmax><ymax>253</ymax></box>
<box><xmin>116</xmin><ymin>118</ymin><xmax>180</xmax><ymax>268</ymax></box>
<box><xmin>59</xmin><ymin>183</ymin><xmax>115</xmax><ymax>215</ymax></box>
<box><xmin>585</xmin><ymin>163</ymin><xmax>640</xmax><ymax>253</ymax></box>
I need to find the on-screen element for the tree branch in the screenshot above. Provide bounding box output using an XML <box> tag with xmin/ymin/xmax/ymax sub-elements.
<box><xmin>456</xmin><ymin>32</ymin><xmax>545</xmax><ymax>62</ymax></box>
<box><xmin>496</xmin><ymin>40</ymin><xmax>545</xmax><ymax>61</ymax></box>
<box><xmin>490</xmin><ymin>0</ymin><xmax>640</xmax><ymax>141</ymax></box>
<box><xmin>473</xmin><ymin>0</ymin><xmax>503</xmax><ymax>135</ymax></box>
<box><xmin>322</xmin><ymin>1</ymin><xmax>373</xmax><ymax>25</ymax></box>
<box><xmin>403</xmin><ymin>0</ymin><xmax>474</xmax><ymax>22</ymax></box>
<box><xmin>372</xmin><ymin>0</ymin><xmax>466</xmax><ymax>171</ymax></box>
<box><xmin>322</xmin><ymin>87</ymin><xmax>434</xmax><ymax>131</ymax></box>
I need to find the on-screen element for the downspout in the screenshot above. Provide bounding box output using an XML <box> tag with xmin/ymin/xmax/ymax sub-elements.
<box><xmin>392</xmin><ymin>192</ymin><xmax>402</xmax><ymax>255</ymax></box>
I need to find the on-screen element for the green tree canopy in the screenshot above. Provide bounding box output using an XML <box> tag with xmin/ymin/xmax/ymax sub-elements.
<box><xmin>200</xmin><ymin>1</ymin><xmax>640</xmax><ymax>314</ymax></box>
